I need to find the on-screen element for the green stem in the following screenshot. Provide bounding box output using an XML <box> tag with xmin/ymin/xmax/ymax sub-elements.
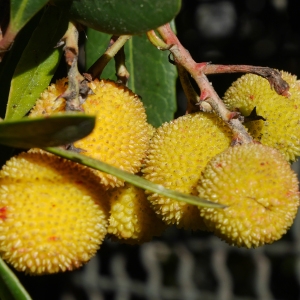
<box><xmin>0</xmin><ymin>257</ymin><xmax>32</xmax><ymax>300</ymax></box>
<box><xmin>88</xmin><ymin>35</ymin><xmax>131</xmax><ymax>79</ymax></box>
<box><xmin>45</xmin><ymin>147</ymin><xmax>225</xmax><ymax>209</ymax></box>
<box><xmin>146</xmin><ymin>30</ymin><xmax>170</xmax><ymax>50</ymax></box>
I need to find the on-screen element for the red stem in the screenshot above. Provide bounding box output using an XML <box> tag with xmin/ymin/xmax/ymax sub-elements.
<box><xmin>157</xmin><ymin>23</ymin><xmax>253</xmax><ymax>144</ymax></box>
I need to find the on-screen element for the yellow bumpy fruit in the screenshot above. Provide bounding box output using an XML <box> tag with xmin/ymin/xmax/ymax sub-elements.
<box><xmin>0</xmin><ymin>149</ymin><xmax>109</xmax><ymax>274</ymax></box>
<box><xmin>107</xmin><ymin>183</ymin><xmax>166</xmax><ymax>244</ymax></box>
<box><xmin>197</xmin><ymin>143</ymin><xmax>300</xmax><ymax>248</ymax></box>
<box><xmin>30</xmin><ymin>78</ymin><xmax>67</xmax><ymax>116</ymax></box>
<box><xmin>142</xmin><ymin>112</ymin><xmax>232</xmax><ymax>230</ymax></box>
<box><xmin>223</xmin><ymin>71</ymin><xmax>300</xmax><ymax>161</ymax></box>
<box><xmin>30</xmin><ymin>78</ymin><xmax>150</xmax><ymax>188</ymax></box>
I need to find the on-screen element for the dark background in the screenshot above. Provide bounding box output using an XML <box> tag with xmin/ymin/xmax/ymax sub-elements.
<box><xmin>176</xmin><ymin>0</ymin><xmax>300</xmax><ymax>116</ymax></box>
<box><xmin>8</xmin><ymin>1</ymin><xmax>300</xmax><ymax>299</ymax></box>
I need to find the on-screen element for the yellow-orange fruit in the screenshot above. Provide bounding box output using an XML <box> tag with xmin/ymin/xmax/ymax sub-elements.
<box><xmin>107</xmin><ymin>183</ymin><xmax>166</xmax><ymax>244</ymax></box>
<box><xmin>142</xmin><ymin>112</ymin><xmax>232</xmax><ymax>230</ymax></box>
<box><xmin>197</xmin><ymin>143</ymin><xmax>299</xmax><ymax>248</ymax></box>
<box><xmin>30</xmin><ymin>78</ymin><xmax>67</xmax><ymax>116</ymax></box>
<box><xmin>0</xmin><ymin>149</ymin><xmax>109</xmax><ymax>274</ymax></box>
<box><xmin>74</xmin><ymin>79</ymin><xmax>149</xmax><ymax>188</ymax></box>
<box><xmin>140</xmin><ymin>123</ymin><xmax>157</xmax><ymax>168</ymax></box>
<box><xmin>223</xmin><ymin>71</ymin><xmax>300</xmax><ymax>161</ymax></box>
<box><xmin>30</xmin><ymin>78</ymin><xmax>150</xmax><ymax>188</ymax></box>
<box><xmin>147</xmin><ymin>123</ymin><xmax>156</xmax><ymax>140</ymax></box>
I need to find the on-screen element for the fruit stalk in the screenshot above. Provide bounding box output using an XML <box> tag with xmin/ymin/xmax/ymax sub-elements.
<box><xmin>156</xmin><ymin>23</ymin><xmax>253</xmax><ymax>144</ymax></box>
<box><xmin>203</xmin><ymin>64</ymin><xmax>290</xmax><ymax>96</ymax></box>
<box><xmin>176</xmin><ymin>64</ymin><xmax>200</xmax><ymax>114</ymax></box>
<box><xmin>58</xmin><ymin>21</ymin><xmax>85</xmax><ymax>111</ymax></box>
<box><xmin>88</xmin><ymin>35</ymin><xmax>131</xmax><ymax>79</ymax></box>
<box><xmin>114</xmin><ymin>43</ymin><xmax>130</xmax><ymax>85</ymax></box>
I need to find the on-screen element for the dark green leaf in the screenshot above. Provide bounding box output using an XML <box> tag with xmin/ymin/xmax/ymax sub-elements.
<box><xmin>5</xmin><ymin>5</ymin><xmax>68</xmax><ymax>121</ymax></box>
<box><xmin>53</xmin><ymin>0</ymin><xmax>181</xmax><ymax>35</ymax></box>
<box><xmin>85</xmin><ymin>30</ymin><xmax>177</xmax><ymax>127</ymax></box>
<box><xmin>10</xmin><ymin>0</ymin><xmax>48</xmax><ymax>33</ymax></box>
<box><xmin>126</xmin><ymin>35</ymin><xmax>177</xmax><ymax>127</ymax></box>
<box><xmin>0</xmin><ymin>257</ymin><xmax>32</xmax><ymax>300</ymax></box>
<box><xmin>85</xmin><ymin>29</ymin><xmax>115</xmax><ymax>79</ymax></box>
<box><xmin>0</xmin><ymin>11</ymin><xmax>43</xmax><ymax>119</ymax></box>
<box><xmin>0</xmin><ymin>114</ymin><xmax>95</xmax><ymax>148</ymax></box>
<box><xmin>46</xmin><ymin>147</ymin><xmax>224</xmax><ymax>209</ymax></box>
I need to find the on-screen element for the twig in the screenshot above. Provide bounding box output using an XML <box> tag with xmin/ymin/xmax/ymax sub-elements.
<box><xmin>176</xmin><ymin>64</ymin><xmax>200</xmax><ymax>114</ymax></box>
<box><xmin>147</xmin><ymin>30</ymin><xmax>171</xmax><ymax>50</ymax></box>
<box><xmin>56</xmin><ymin>22</ymin><xmax>87</xmax><ymax>111</ymax></box>
<box><xmin>154</xmin><ymin>24</ymin><xmax>255</xmax><ymax>144</ymax></box>
<box><xmin>88</xmin><ymin>35</ymin><xmax>131</xmax><ymax>79</ymax></box>
<box><xmin>203</xmin><ymin>64</ymin><xmax>290</xmax><ymax>96</ymax></box>
<box><xmin>114</xmin><ymin>45</ymin><xmax>130</xmax><ymax>85</ymax></box>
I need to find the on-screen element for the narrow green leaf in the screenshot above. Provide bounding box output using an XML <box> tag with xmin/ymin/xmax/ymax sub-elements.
<box><xmin>46</xmin><ymin>147</ymin><xmax>224</xmax><ymax>209</ymax></box>
<box><xmin>5</xmin><ymin>5</ymin><xmax>68</xmax><ymax>121</ymax></box>
<box><xmin>85</xmin><ymin>30</ymin><xmax>177</xmax><ymax>127</ymax></box>
<box><xmin>0</xmin><ymin>114</ymin><xmax>95</xmax><ymax>149</ymax></box>
<box><xmin>53</xmin><ymin>0</ymin><xmax>181</xmax><ymax>35</ymax></box>
<box><xmin>10</xmin><ymin>0</ymin><xmax>48</xmax><ymax>33</ymax></box>
<box><xmin>0</xmin><ymin>257</ymin><xmax>32</xmax><ymax>300</ymax></box>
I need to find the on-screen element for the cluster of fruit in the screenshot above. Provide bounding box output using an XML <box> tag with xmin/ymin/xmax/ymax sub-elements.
<box><xmin>0</xmin><ymin>71</ymin><xmax>299</xmax><ymax>275</ymax></box>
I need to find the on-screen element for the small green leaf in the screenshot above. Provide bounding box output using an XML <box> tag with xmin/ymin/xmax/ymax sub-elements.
<box><xmin>46</xmin><ymin>147</ymin><xmax>224</xmax><ymax>209</ymax></box>
<box><xmin>0</xmin><ymin>257</ymin><xmax>32</xmax><ymax>300</ymax></box>
<box><xmin>5</xmin><ymin>5</ymin><xmax>68</xmax><ymax>121</ymax></box>
<box><xmin>0</xmin><ymin>114</ymin><xmax>95</xmax><ymax>149</ymax></box>
<box><xmin>53</xmin><ymin>0</ymin><xmax>181</xmax><ymax>35</ymax></box>
<box><xmin>10</xmin><ymin>0</ymin><xmax>48</xmax><ymax>33</ymax></box>
<box><xmin>85</xmin><ymin>30</ymin><xmax>177</xmax><ymax>127</ymax></box>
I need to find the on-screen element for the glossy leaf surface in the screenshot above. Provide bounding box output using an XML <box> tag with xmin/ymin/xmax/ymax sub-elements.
<box><xmin>9</xmin><ymin>0</ymin><xmax>48</xmax><ymax>33</ymax></box>
<box><xmin>5</xmin><ymin>5</ymin><xmax>68</xmax><ymax>121</ymax></box>
<box><xmin>0</xmin><ymin>11</ymin><xmax>43</xmax><ymax>118</ymax></box>
<box><xmin>0</xmin><ymin>114</ymin><xmax>95</xmax><ymax>148</ymax></box>
<box><xmin>53</xmin><ymin>0</ymin><xmax>181</xmax><ymax>35</ymax></box>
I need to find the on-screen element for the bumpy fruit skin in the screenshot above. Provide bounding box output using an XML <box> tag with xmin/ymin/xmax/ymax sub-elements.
<box><xmin>223</xmin><ymin>71</ymin><xmax>300</xmax><ymax>161</ymax></box>
<box><xmin>197</xmin><ymin>143</ymin><xmax>300</xmax><ymax>248</ymax></box>
<box><xmin>142</xmin><ymin>112</ymin><xmax>232</xmax><ymax>230</ymax></box>
<box><xmin>0</xmin><ymin>149</ymin><xmax>109</xmax><ymax>274</ymax></box>
<box><xmin>107</xmin><ymin>183</ymin><xmax>166</xmax><ymax>244</ymax></box>
<box><xmin>30</xmin><ymin>78</ymin><xmax>67</xmax><ymax>116</ymax></box>
<box><xmin>31</xmin><ymin>78</ymin><xmax>150</xmax><ymax>188</ymax></box>
<box><xmin>74</xmin><ymin>79</ymin><xmax>149</xmax><ymax>187</ymax></box>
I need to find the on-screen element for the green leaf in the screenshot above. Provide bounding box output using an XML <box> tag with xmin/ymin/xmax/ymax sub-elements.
<box><xmin>46</xmin><ymin>147</ymin><xmax>224</xmax><ymax>209</ymax></box>
<box><xmin>85</xmin><ymin>30</ymin><xmax>177</xmax><ymax>127</ymax></box>
<box><xmin>0</xmin><ymin>257</ymin><xmax>32</xmax><ymax>300</ymax></box>
<box><xmin>53</xmin><ymin>0</ymin><xmax>181</xmax><ymax>35</ymax></box>
<box><xmin>9</xmin><ymin>0</ymin><xmax>48</xmax><ymax>33</ymax></box>
<box><xmin>0</xmin><ymin>114</ymin><xmax>95</xmax><ymax>149</ymax></box>
<box><xmin>85</xmin><ymin>30</ymin><xmax>115</xmax><ymax>79</ymax></box>
<box><xmin>126</xmin><ymin>35</ymin><xmax>177</xmax><ymax>127</ymax></box>
<box><xmin>0</xmin><ymin>11</ymin><xmax>43</xmax><ymax>118</ymax></box>
<box><xmin>5</xmin><ymin>5</ymin><xmax>68</xmax><ymax>121</ymax></box>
